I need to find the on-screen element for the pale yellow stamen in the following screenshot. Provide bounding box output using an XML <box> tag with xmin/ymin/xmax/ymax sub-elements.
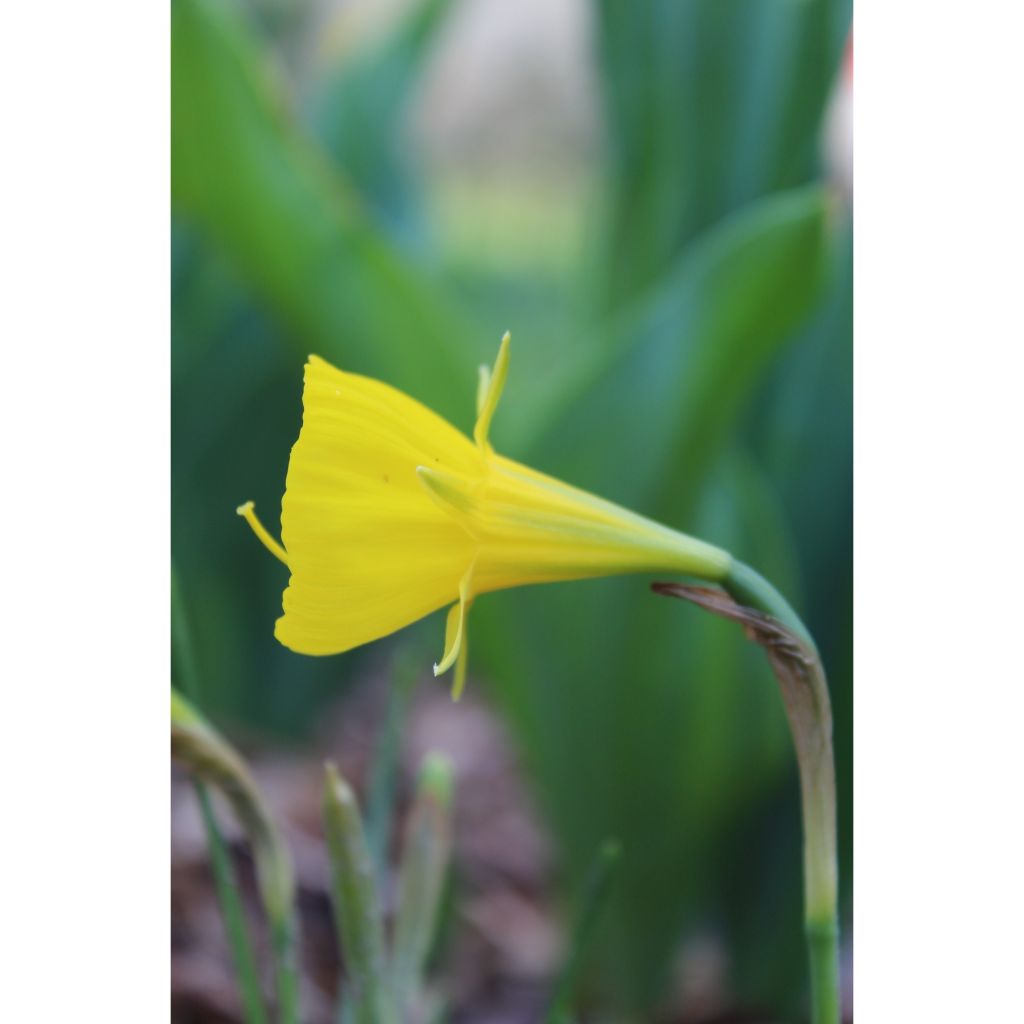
<box><xmin>434</xmin><ymin>565</ymin><xmax>474</xmax><ymax>695</ymax></box>
<box><xmin>416</xmin><ymin>465</ymin><xmax>479</xmax><ymax>523</ymax></box>
<box><xmin>473</xmin><ymin>330</ymin><xmax>510</xmax><ymax>451</ymax></box>
<box><xmin>476</xmin><ymin>364</ymin><xmax>491</xmax><ymax>418</ymax></box>
<box><xmin>452</xmin><ymin>624</ymin><xmax>470</xmax><ymax>702</ymax></box>
<box><xmin>236</xmin><ymin>501</ymin><xmax>289</xmax><ymax>566</ymax></box>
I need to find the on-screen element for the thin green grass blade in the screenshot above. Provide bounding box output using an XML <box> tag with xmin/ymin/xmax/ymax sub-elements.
<box><xmin>172</xmin><ymin>688</ymin><xmax>300</xmax><ymax>1024</ymax></box>
<box><xmin>322</xmin><ymin>763</ymin><xmax>397</xmax><ymax>1024</ymax></box>
<box><xmin>173</xmin><ymin>566</ymin><xmax>270</xmax><ymax>1024</ymax></box>
<box><xmin>391</xmin><ymin>754</ymin><xmax>455</xmax><ymax>1015</ymax></box>
<box><xmin>171</xmin><ymin>566</ymin><xmax>203</xmax><ymax>701</ymax></box>
<box><xmin>544</xmin><ymin>839</ymin><xmax>623</xmax><ymax>1024</ymax></box>
<box><xmin>309</xmin><ymin>0</ymin><xmax>455</xmax><ymax>229</ymax></box>
<box><xmin>364</xmin><ymin>653</ymin><xmax>419</xmax><ymax>873</ymax></box>
<box><xmin>195</xmin><ymin>784</ymin><xmax>270</xmax><ymax>1024</ymax></box>
<box><xmin>592</xmin><ymin>0</ymin><xmax>850</xmax><ymax>306</ymax></box>
<box><xmin>271</xmin><ymin>915</ymin><xmax>301</xmax><ymax>1024</ymax></box>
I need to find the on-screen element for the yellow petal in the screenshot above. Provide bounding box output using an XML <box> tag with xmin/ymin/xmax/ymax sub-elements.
<box><xmin>275</xmin><ymin>357</ymin><xmax>478</xmax><ymax>656</ymax></box>
<box><xmin>473</xmin><ymin>331</ymin><xmax>510</xmax><ymax>451</ymax></box>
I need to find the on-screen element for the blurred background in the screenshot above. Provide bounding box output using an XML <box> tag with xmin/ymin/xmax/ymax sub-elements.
<box><xmin>172</xmin><ymin>0</ymin><xmax>852</xmax><ymax>1020</ymax></box>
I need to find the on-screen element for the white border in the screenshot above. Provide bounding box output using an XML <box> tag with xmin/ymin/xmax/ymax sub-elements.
<box><xmin>1</xmin><ymin>2</ymin><xmax>168</xmax><ymax>1019</ymax></box>
<box><xmin>856</xmin><ymin>5</ymin><xmax>1024</xmax><ymax>1018</ymax></box>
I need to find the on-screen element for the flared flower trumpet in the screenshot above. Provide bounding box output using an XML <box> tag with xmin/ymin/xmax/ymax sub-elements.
<box><xmin>239</xmin><ymin>333</ymin><xmax>733</xmax><ymax>698</ymax></box>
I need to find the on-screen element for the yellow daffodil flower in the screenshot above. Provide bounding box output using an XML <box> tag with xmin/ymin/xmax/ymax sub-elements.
<box><xmin>239</xmin><ymin>333</ymin><xmax>732</xmax><ymax>699</ymax></box>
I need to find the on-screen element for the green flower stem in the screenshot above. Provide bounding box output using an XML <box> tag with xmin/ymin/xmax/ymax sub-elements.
<box><xmin>807</xmin><ymin>917</ymin><xmax>840</xmax><ymax>1024</ymax></box>
<box><xmin>392</xmin><ymin>753</ymin><xmax>455</xmax><ymax>1014</ymax></box>
<box><xmin>721</xmin><ymin>559</ymin><xmax>817</xmax><ymax>653</ymax></box>
<box><xmin>722</xmin><ymin>561</ymin><xmax>839</xmax><ymax>1024</ymax></box>
<box><xmin>171</xmin><ymin>689</ymin><xmax>300</xmax><ymax>1024</ymax></box>
<box><xmin>655</xmin><ymin>561</ymin><xmax>840</xmax><ymax>1024</ymax></box>
<box><xmin>321</xmin><ymin>762</ymin><xmax>397</xmax><ymax>1024</ymax></box>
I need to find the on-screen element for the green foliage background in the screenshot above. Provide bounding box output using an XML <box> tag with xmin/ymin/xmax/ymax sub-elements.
<box><xmin>172</xmin><ymin>0</ymin><xmax>852</xmax><ymax>1014</ymax></box>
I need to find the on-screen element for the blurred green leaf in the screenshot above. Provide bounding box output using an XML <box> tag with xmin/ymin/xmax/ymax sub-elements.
<box><xmin>308</xmin><ymin>0</ymin><xmax>454</xmax><ymax>236</ymax></box>
<box><xmin>523</xmin><ymin>184</ymin><xmax>833</xmax><ymax>507</ymax></box>
<box><xmin>173</xmin><ymin>570</ymin><xmax>270</xmax><ymax>1024</ymax></box>
<box><xmin>544</xmin><ymin>839</ymin><xmax>622</xmax><ymax>1024</ymax></box>
<box><xmin>172</xmin><ymin>0</ymin><xmax>477</xmax><ymax>420</ymax></box>
<box><xmin>391</xmin><ymin>754</ymin><xmax>455</xmax><ymax>1015</ymax></box>
<box><xmin>322</xmin><ymin>763</ymin><xmax>396</xmax><ymax>1024</ymax></box>
<box><xmin>593</xmin><ymin>0</ymin><xmax>850</xmax><ymax>306</ymax></box>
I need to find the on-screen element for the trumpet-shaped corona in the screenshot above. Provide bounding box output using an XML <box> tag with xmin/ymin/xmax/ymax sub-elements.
<box><xmin>240</xmin><ymin>333</ymin><xmax>732</xmax><ymax>697</ymax></box>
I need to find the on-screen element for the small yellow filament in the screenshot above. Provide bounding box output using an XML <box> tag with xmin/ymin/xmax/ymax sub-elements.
<box><xmin>236</xmin><ymin>501</ymin><xmax>289</xmax><ymax>566</ymax></box>
<box><xmin>473</xmin><ymin>330</ymin><xmax>511</xmax><ymax>450</ymax></box>
<box><xmin>434</xmin><ymin>565</ymin><xmax>475</xmax><ymax>696</ymax></box>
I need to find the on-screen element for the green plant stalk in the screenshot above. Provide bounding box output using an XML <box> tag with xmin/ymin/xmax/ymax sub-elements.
<box><xmin>723</xmin><ymin>562</ymin><xmax>839</xmax><ymax>1024</ymax></box>
<box><xmin>171</xmin><ymin>689</ymin><xmax>300</xmax><ymax>1024</ymax></box>
<box><xmin>196</xmin><ymin>783</ymin><xmax>269</xmax><ymax>1024</ymax></box>
<box><xmin>544</xmin><ymin>839</ymin><xmax>623</xmax><ymax>1024</ymax></box>
<box><xmin>365</xmin><ymin>655</ymin><xmax>418</xmax><ymax>872</ymax></box>
<box><xmin>322</xmin><ymin>763</ymin><xmax>397</xmax><ymax>1024</ymax></box>
<box><xmin>271</xmin><ymin>915</ymin><xmax>301</xmax><ymax>1024</ymax></box>
<box><xmin>654</xmin><ymin>564</ymin><xmax>840</xmax><ymax>1024</ymax></box>
<box><xmin>722</xmin><ymin>559</ymin><xmax>817</xmax><ymax>654</ymax></box>
<box><xmin>194</xmin><ymin>782</ymin><xmax>268</xmax><ymax>1024</ymax></box>
<box><xmin>173</xmin><ymin>568</ymin><xmax>270</xmax><ymax>1024</ymax></box>
<box><xmin>391</xmin><ymin>753</ymin><xmax>455</xmax><ymax>1014</ymax></box>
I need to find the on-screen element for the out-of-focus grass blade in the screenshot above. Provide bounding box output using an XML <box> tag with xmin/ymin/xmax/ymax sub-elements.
<box><xmin>172</xmin><ymin>690</ymin><xmax>301</xmax><ymax>1023</ymax></box>
<box><xmin>309</xmin><ymin>0</ymin><xmax>455</xmax><ymax>233</ymax></box>
<box><xmin>171</xmin><ymin>566</ymin><xmax>204</xmax><ymax>701</ymax></box>
<box><xmin>194</xmin><ymin>785</ymin><xmax>270</xmax><ymax>1024</ymax></box>
<box><xmin>593</xmin><ymin>0</ymin><xmax>850</xmax><ymax>306</ymax></box>
<box><xmin>322</xmin><ymin>763</ymin><xmax>397</xmax><ymax>1024</ymax></box>
<box><xmin>391</xmin><ymin>753</ymin><xmax>455</xmax><ymax>1015</ymax></box>
<box><xmin>173</xmin><ymin>567</ymin><xmax>269</xmax><ymax>1024</ymax></box>
<box><xmin>364</xmin><ymin>651</ymin><xmax>420</xmax><ymax>873</ymax></box>
<box><xmin>529</xmin><ymin>185</ymin><xmax>833</xmax><ymax>494</ymax></box>
<box><xmin>543</xmin><ymin>839</ymin><xmax>622</xmax><ymax>1024</ymax></box>
<box><xmin>172</xmin><ymin>0</ymin><xmax>476</xmax><ymax>421</ymax></box>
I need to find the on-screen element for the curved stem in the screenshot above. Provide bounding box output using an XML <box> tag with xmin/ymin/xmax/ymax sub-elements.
<box><xmin>807</xmin><ymin>917</ymin><xmax>840</xmax><ymax>1024</ymax></box>
<box><xmin>722</xmin><ymin>559</ymin><xmax>817</xmax><ymax>654</ymax></box>
<box><xmin>655</xmin><ymin>564</ymin><xmax>841</xmax><ymax>1024</ymax></box>
<box><xmin>724</xmin><ymin>562</ymin><xmax>839</xmax><ymax>1024</ymax></box>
